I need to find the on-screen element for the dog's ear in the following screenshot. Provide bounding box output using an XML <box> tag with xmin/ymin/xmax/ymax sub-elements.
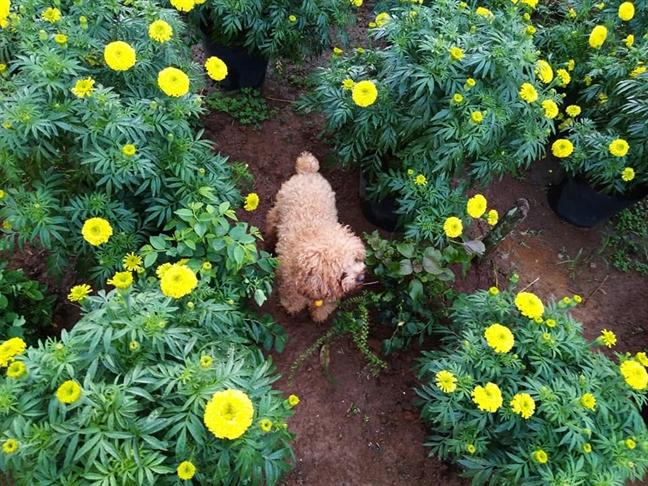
<box><xmin>295</xmin><ymin>246</ymin><xmax>341</xmax><ymax>300</ymax></box>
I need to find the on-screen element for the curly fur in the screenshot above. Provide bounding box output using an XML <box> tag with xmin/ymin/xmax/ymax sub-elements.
<box><xmin>266</xmin><ymin>152</ymin><xmax>366</xmax><ymax>322</ymax></box>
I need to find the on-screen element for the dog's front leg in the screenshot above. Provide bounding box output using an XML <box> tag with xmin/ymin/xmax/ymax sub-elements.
<box><xmin>309</xmin><ymin>301</ymin><xmax>337</xmax><ymax>323</ymax></box>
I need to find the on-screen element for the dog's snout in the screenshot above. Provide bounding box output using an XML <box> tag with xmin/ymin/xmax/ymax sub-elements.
<box><xmin>356</xmin><ymin>274</ymin><xmax>365</xmax><ymax>283</ymax></box>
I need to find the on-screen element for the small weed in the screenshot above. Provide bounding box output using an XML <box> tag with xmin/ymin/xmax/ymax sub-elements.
<box><xmin>601</xmin><ymin>201</ymin><xmax>648</xmax><ymax>274</ymax></box>
<box><xmin>556</xmin><ymin>247</ymin><xmax>585</xmax><ymax>280</ymax></box>
<box><xmin>205</xmin><ymin>88</ymin><xmax>278</xmax><ymax>130</ymax></box>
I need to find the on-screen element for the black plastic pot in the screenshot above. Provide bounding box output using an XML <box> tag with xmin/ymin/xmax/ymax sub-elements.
<box><xmin>359</xmin><ymin>171</ymin><xmax>400</xmax><ymax>232</ymax></box>
<box><xmin>548</xmin><ymin>176</ymin><xmax>647</xmax><ymax>228</ymax></box>
<box><xmin>201</xmin><ymin>26</ymin><xmax>268</xmax><ymax>90</ymax></box>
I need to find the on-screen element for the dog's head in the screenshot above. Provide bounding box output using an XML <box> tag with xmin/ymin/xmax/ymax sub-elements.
<box><xmin>295</xmin><ymin>229</ymin><xmax>366</xmax><ymax>301</ymax></box>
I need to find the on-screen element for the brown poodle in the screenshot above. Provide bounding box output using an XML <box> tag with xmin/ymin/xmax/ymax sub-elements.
<box><xmin>266</xmin><ymin>152</ymin><xmax>366</xmax><ymax>322</ymax></box>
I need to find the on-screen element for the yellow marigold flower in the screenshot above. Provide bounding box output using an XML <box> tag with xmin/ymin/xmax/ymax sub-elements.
<box><xmin>626</xmin><ymin>34</ymin><xmax>634</xmax><ymax>47</ymax></box>
<box><xmin>450</xmin><ymin>46</ymin><xmax>464</xmax><ymax>61</ymax></box>
<box><xmin>568</xmin><ymin>8</ymin><xmax>576</xmax><ymax>17</ymax></box>
<box><xmin>288</xmin><ymin>394</ymin><xmax>300</xmax><ymax>406</ymax></box>
<box><xmin>56</xmin><ymin>380</ymin><xmax>82</xmax><ymax>404</ymax></box>
<box><xmin>368</xmin><ymin>21</ymin><xmax>377</xmax><ymax>28</ymax></box>
<box><xmin>71</xmin><ymin>77</ymin><xmax>96</xmax><ymax>98</ymax></box>
<box><xmin>565</xmin><ymin>105</ymin><xmax>581</xmax><ymax>117</ymax></box>
<box><xmin>583</xmin><ymin>443</ymin><xmax>592</xmax><ymax>453</ymax></box>
<box><xmin>333</xmin><ymin>47</ymin><xmax>343</xmax><ymax>55</ymax></box>
<box><xmin>204</xmin><ymin>389</ymin><xmax>254</xmax><ymax>439</ymax></box>
<box><xmin>519</xmin><ymin>83</ymin><xmax>538</xmax><ymax>103</ymax></box>
<box><xmin>600</xmin><ymin>329</ymin><xmax>617</xmax><ymax>347</ymax></box>
<box><xmin>510</xmin><ymin>393</ymin><xmax>535</xmax><ymax>419</ymax></box>
<box><xmin>466</xmin><ymin>78</ymin><xmax>476</xmax><ymax>88</ymax></box>
<box><xmin>471</xmin><ymin>111</ymin><xmax>483</xmax><ymax>123</ymax></box>
<box><xmin>589</xmin><ymin>25</ymin><xmax>607</xmax><ymax>48</ymax></box>
<box><xmin>580</xmin><ymin>393</ymin><xmax>596</xmax><ymax>410</ymax></box>
<box><xmin>526</xmin><ymin>25</ymin><xmax>536</xmax><ymax>35</ymax></box>
<box><xmin>352</xmin><ymin>80</ymin><xmax>378</xmax><ymax>107</ymax></box>
<box><xmin>620</xmin><ymin>360</ymin><xmax>648</xmax><ymax>389</ymax></box>
<box><xmin>535</xmin><ymin>60</ymin><xmax>553</xmax><ymax>84</ymax></box>
<box><xmin>626</xmin><ymin>438</ymin><xmax>637</xmax><ymax>449</ymax></box>
<box><xmin>68</xmin><ymin>284</ymin><xmax>92</xmax><ymax>302</ymax></box>
<box><xmin>486</xmin><ymin>209</ymin><xmax>498</xmax><ymax>225</ymax></box>
<box><xmin>158</xmin><ymin>67</ymin><xmax>190</xmax><ymax>97</ymax></box>
<box><xmin>407</xmin><ymin>169</ymin><xmax>414</xmax><ymax>175</ymax></box>
<box><xmin>466</xmin><ymin>444</ymin><xmax>476</xmax><ymax>453</ymax></box>
<box><xmin>170</xmin><ymin>0</ymin><xmax>195</xmax><ymax>12</ymax></box>
<box><xmin>2</xmin><ymin>439</ymin><xmax>18</xmax><ymax>454</ymax></box>
<box><xmin>541</xmin><ymin>99</ymin><xmax>559</xmax><ymax>119</ymax></box>
<box><xmin>488</xmin><ymin>287</ymin><xmax>499</xmax><ymax>295</ymax></box>
<box><xmin>177</xmin><ymin>461</ymin><xmax>196</xmax><ymax>480</ymax></box>
<box><xmin>476</xmin><ymin>7</ymin><xmax>494</xmax><ymax>20</ymax></box>
<box><xmin>205</xmin><ymin>56</ymin><xmax>228</xmax><ymax>81</ymax></box>
<box><xmin>551</xmin><ymin>139</ymin><xmax>574</xmax><ymax>158</ymax></box>
<box><xmin>467</xmin><ymin>194</ymin><xmax>487</xmax><ymax>218</ymax></box>
<box><xmin>533</xmin><ymin>449</ymin><xmax>548</xmax><ymax>463</ymax></box>
<box><xmin>123</xmin><ymin>252</ymin><xmax>143</xmax><ymax>272</ymax></box>
<box><xmin>556</xmin><ymin>69</ymin><xmax>570</xmax><ymax>86</ymax></box>
<box><xmin>54</xmin><ymin>33</ymin><xmax>67</xmax><ymax>45</ymax></box>
<box><xmin>160</xmin><ymin>264</ymin><xmax>198</xmax><ymax>299</ymax></box>
<box><xmin>471</xmin><ymin>382</ymin><xmax>503</xmax><ymax>413</ymax></box>
<box><xmin>148</xmin><ymin>20</ymin><xmax>173</xmax><ymax>43</ymax></box>
<box><xmin>609</xmin><ymin>139</ymin><xmax>629</xmax><ymax>157</ymax></box>
<box><xmin>6</xmin><ymin>360</ymin><xmax>26</xmax><ymax>379</ymax></box>
<box><xmin>129</xmin><ymin>341</ymin><xmax>139</xmax><ymax>351</ymax></box>
<box><xmin>104</xmin><ymin>41</ymin><xmax>136</xmax><ymax>71</ymax></box>
<box><xmin>522</xmin><ymin>12</ymin><xmax>530</xmax><ymax>20</ymax></box>
<box><xmin>435</xmin><ymin>370</ymin><xmax>457</xmax><ymax>393</ymax></box>
<box><xmin>484</xmin><ymin>323</ymin><xmax>514</xmax><ymax>353</ymax></box>
<box><xmin>42</xmin><ymin>7</ymin><xmax>61</xmax><ymax>23</ymax></box>
<box><xmin>414</xmin><ymin>174</ymin><xmax>427</xmax><ymax>186</ymax></box>
<box><xmin>244</xmin><ymin>193</ymin><xmax>259</xmax><ymax>211</ymax></box>
<box><xmin>356</xmin><ymin>47</ymin><xmax>365</xmax><ymax>54</ymax></box>
<box><xmin>630</xmin><ymin>66</ymin><xmax>646</xmax><ymax>78</ymax></box>
<box><xmin>0</xmin><ymin>189</ymin><xmax>5</xmax><ymax>199</ymax></box>
<box><xmin>618</xmin><ymin>1</ymin><xmax>635</xmax><ymax>20</ymax></box>
<box><xmin>122</xmin><ymin>144</ymin><xmax>136</xmax><ymax>157</ymax></box>
<box><xmin>636</xmin><ymin>352</ymin><xmax>648</xmax><ymax>366</ymax></box>
<box><xmin>288</xmin><ymin>14</ymin><xmax>297</xmax><ymax>22</ymax></box>
<box><xmin>375</xmin><ymin>12</ymin><xmax>390</xmax><ymax>26</ymax></box>
<box><xmin>0</xmin><ymin>337</ymin><xmax>26</xmax><ymax>368</ymax></box>
<box><xmin>81</xmin><ymin>217</ymin><xmax>113</xmax><ymax>246</ymax></box>
<box><xmin>521</xmin><ymin>0</ymin><xmax>538</xmax><ymax>7</ymax></box>
<box><xmin>515</xmin><ymin>292</ymin><xmax>544</xmax><ymax>319</ymax></box>
<box><xmin>567</xmin><ymin>59</ymin><xmax>575</xmax><ymax>71</ymax></box>
<box><xmin>156</xmin><ymin>262</ymin><xmax>173</xmax><ymax>278</ymax></box>
<box><xmin>443</xmin><ymin>216</ymin><xmax>463</xmax><ymax>238</ymax></box>
<box><xmin>453</xmin><ymin>93</ymin><xmax>463</xmax><ymax>103</ymax></box>
<box><xmin>342</xmin><ymin>78</ymin><xmax>355</xmax><ymax>90</ymax></box>
<box><xmin>260</xmin><ymin>419</ymin><xmax>273</xmax><ymax>432</ymax></box>
<box><xmin>584</xmin><ymin>76</ymin><xmax>592</xmax><ymax>86</ymax></box>
<box><xmin>107</xmin><ymin>271</ymin><xmax>133</xmax><ymax>289</ymax></box>
<box><xmin>201</xmin><ymin>261</ymin><xmax>212</xmax><ymax>271</ymax></box>
<box><xmin>200</xmin><ymin>355</ymin><xmax>213</xmax><ymax>369</ymax></box>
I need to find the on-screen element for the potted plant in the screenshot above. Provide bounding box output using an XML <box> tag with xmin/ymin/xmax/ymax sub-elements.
<box><xmin>534</xmin><ymin>0</ymin><xmax>648</xmax><ymax>226</ymax></box>
<box><xmin>170</xmin><ymin>0</ymin><xmax>360</xmax><ymax>89</ymax></box>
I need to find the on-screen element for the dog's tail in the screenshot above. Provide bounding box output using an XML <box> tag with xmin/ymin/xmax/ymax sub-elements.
<box><xmin>295</xmin><ymin>151</ymin><xmax>320</xmax><ymax>174</ymax></box>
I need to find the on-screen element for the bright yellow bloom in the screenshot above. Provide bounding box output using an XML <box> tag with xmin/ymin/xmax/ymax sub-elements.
<box><xmin>583</xmin><ymin>443</ymin><xmax>592</xmax><ymax>453</ymax></box>
<box><xmin>104</xmin><ymin>41</ymin><xmax>136</xmax><ymax>71</ymax></box>
<box><xmin>484</xmin><ymin>323</ymin><xmax>514</xmax><ymax>353</ymax></box>
<box><xmin>565</xmin><ymin>105</ymin><xmax>581</xmax><ymax>117</ymax></box>
<box><xmin>556</xmin><ymin>69</ymin><xmax>570</xmax><ymax>86</ymax></box>
<box><xmin>466</xmin><ymin>444</ymin><xmax>476</xmax><ymax>453</ymax></box>
<box><xmin>486</xmin><ymin>209</ymin><xmax>498</xmax><ymax>225</ymax></box>
<box><xmin>584</xmin><ymin>76</ymin><xmax>592</xmax><ymax>86</ymax></box>
<box><xmin>375</xmin><ymin>12</ymin><xmax>390</xmax><ymax>26</ymax></box>
<box><xmin>541</xmin><ymin>99</ymin><xmax>559</xmax><ymax>119</ymax></box>
<box><xmin>450</xmin><ymin>46</ymin><xmax>464</xmax><ymax>61</ymax></box>
<box><xmin>205</xmin><ymin>56</ymin><xmax>228</xmax><ymax>81</ymax></box>
<box><xmin>342</xmin><ymin>79</ymin><xmax>355</xmax><ymax>90</ymax></box>
<box><xmin>204</xmin><ymin>389</ymin><xmax>254</xmax><ymax>439</ymax></box>
<box><xmin>588</xmin><ymin>25</ymin><xmax>607</xmax><ymax>48</ymax></box>
<box><xmin>42</xmin><ymin>7</ymin><xmax>61</xmax><ymax>23</ymax></box>
<box><xmin>471</xmin><ymin>111</ymin><xmax>483</xmax><ymax>123</ymax></box>
<box><xmin>352</xmin><ymin>80</ymin><xmax>378</xmax><ymax>107</ymax></box>
<box><xmin>580</xmin><ymin>393</ymin><xmax>596</xmax><ymax>410</ymax></box>
<box><xmin>244</xmin><ymin>193</ymin><xmax>259</xmax><ymax>211</ymax></box>
<box><xmin>71</xmin><ymin>77</ymin><xmax>96</xmax><ymax>98</ymax></box>
<box><xmin>107</xmin><ymin>271</ymin><xmax>133</xmax><ymax>289</ymax></box>
<box><xmin>620</xmin><ymin>360</ymin><xmax>648</xmax><ymax>389</ymax></box>
<box><xmin>488</xmin><ymin>287</ymin><xmax>499</xmax><ymax>295</ymax></box>
<box><xmin>521</xmin><ymin>0</ymin><xmax>538</xmax><ymax>7</ymax></box>
<box><xmin>122</xmin><ymin>144</ymin><xmax>136</xmax><ymax>157</ymax></box>
<box><xmin>54</xmin><ymin>33</ymin><xmax>67</xmax><ymax>45</ymax></box>
<box><xmin>288</xmin><ymin>14</ymin><xmax>297</xmax><ymax>22</ymax></box>
<box><xmin>453</xmin><ymin>93</ymin><xmax>463</xmax><ymax>103</ymax></box>
<box><xmin>626</xmin><ymin>35</ymin><xmax>635</xmax><ymax>47</ymax></box>
<box><xmin>170</xmin><ymin>0</ymin><xmax>195</xmax><ymax>12</ymax></box>
<box><xmin>514</xmin><ymin>292</ymin><xmax>544</xmax><ymax>319</ymax></box>
<box><xmin>600</xmin><ymin>329</ymin><xmax>617</xmax><ymax>347</ymax></box>
<box><xmin>636</xmin><ymin>352</ymin><xmax>648</xmax><ymax>366</ymax></box>
<box><xmin>567</xmin><ymin>59</ymin><xmax>575</xmax><ymax>71</ymax></box>
<box><xmin>466</xmin><ymin>194</ymin><xmax>487</xmax><ymax>218</ymax></box>
<box><xmin>177</xmin><ymin>461</ymin><xmax>196</xmax><ymax>480</ymax></box>
<box><xmin>123</xmin><ymin>252</ymin><xmax>143</xmax><ymax>272</ymax></box>
<box><xmin>414</xmin><ymin>174</ymin><xmax>427</xmax><ymax>186</ymax></box>
<box><xmin>148</xmin><ymin>20</ymin><xmax>173</xmax><ymax>43</ymax></box>
<box><xmin>81</xmin><ymin>218</ymin><xmax>113</xmax><ymax>246</ymax></box>
<box><xmin>288</xmin><ymin>394</ymin><xmax>300</xmax><ymax>406</ymax></box>
<box><xmin>618</xmin><ymin>1</ymin><xmax>635</xmax><ymax>20</ymax></box>
<box><xmin>551</xmin><ymin>139</ymin><xmax>574</xmax><ymax>158</ymax></box>
<box><xmin>535</xmin><ymin>60</ymin><xmax>553</xmax><ymax>84</ymax></box>
<box><xmin>533</xmin><ymin>449</ymin><xmax>548</xmax><ymax>463</ymax></box>
<box><xmin>158</xmin><ymin>67</ymin><xmax>190</xmax><ymax>97</ymax></box>
<box><xmin>68</xmin><ymin>284</ymin><xmax>92</xmax><ymax>302</ymax></box>
<box><xmin>525</xmin><ymin>25</ymin><xmax>536</xmax><ymax>35</ymax></box>
<box><xmin>630</xmin><ymin>66</ymin><xmax>647</xmax><ymax>78</ymax></box>
<box><xmin>510</xmin><ymin>393</ymin><xmax>535</xmax><ymax>419</ymax></box>
<box><xmin>435</xmin><ymin>370</ymin><xmax>457</xmax><ymax>393</ymax></box>
<box><xmin>2</xmin><ymin>439</ymin><xmax>18</xmax><ymax>454</ymax></box>
<box><xmin>626</xmin><ymin>438</ymin><xmax>637</xmax><ymax>449</ymax></box>
<box><xmin>476</xmin><ymin>7</ymin><xmax>494</xmax><ymax>20</ymax></box>
<box><xmin>567</xmin><ymin>8</ymin><xmax>576</xmax><ymax>17</ymax></box>
<box><xmin>598</xmin><ymin>93</ymin><xmax>608</xmax><ymax>104</ymax></box>
<box><xmin>260</xmin><ymin>419</ymin><xmax>273</xmax><ymax>432</ymax></box>
<box><xmin>0</xmin><ymin>337</ymin><xmax>26</xmax><ymax>368</ymax></box>
<box><xmin>160</xmin><ymin>264</ymin><xmax>198</xmax><ymax>298</ymax></box>
<box><xmin>333</xmin><ymin>47</ymin><xmax>343</xmax><ymax>55</ymax></box>
<box><xmin>471</xmin><ymin>382</ymin><xmax>503</xmax><ymax>413</ymax></box>
<box><xmin>519</xmin><ymin>83</ymin><xmax>538</xmax><ymax>103</ymax></box>
<box><xmin>6</xmin><ymin>360</ymin><xmax>26</xmax><ymax>379</ymax></box>
<box><xmin>609</xmin><ymin>139</ymin><xmax>629</xmax><ymax>157</ymax></box>
<box><xmin>200</xmin><ymin>355</ymin><xmax>213</xmax><ymax>369</ymax></box>
<box><xmin>156</xmin><ymin>262</ymin><xmax>173</xmax><ymax>278</ymax></box>
<box><xmin>466</xmin><ymin>78</ymin><xmax>476</xmax><ymax>87</ymax></box>
<box><xmin>56</xmin><ymin>380</ymin><xmax>82</xmax><ymax>404</ymax></box>
<box><xmin>443</xmin><ymin>216</ymin><xmax>463</xmax><ymax>238</ymax></box>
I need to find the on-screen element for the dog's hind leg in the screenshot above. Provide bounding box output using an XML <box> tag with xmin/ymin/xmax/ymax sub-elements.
<box><xmin>265</xmin><ymin>205</ymin><xmax>280</xmax><ymax>250</ymax></box>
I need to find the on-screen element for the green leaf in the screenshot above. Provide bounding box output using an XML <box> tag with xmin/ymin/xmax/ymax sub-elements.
<box><xmin>398</xmin><ymin>259</ymin><xmax>413</xmax><ymax>275</ymax></box>
<box><xmin>150</xmin><ymin>236</ymin><xmax>167</xmax><ymax>250</ymax></box>
<box><xmin>175</xmin><ymin>208</ymin><xmax>194</xmax><ymax>221</ymax></box>
<box><xmin>408</xmin><ymin>278</ymin><xmax>424</xmax><ymax>301</ymax></box>
<box><xmin>144</xmin><ymin>252</ymin><xmax>158</xmax><ymax>268</ymax></box>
